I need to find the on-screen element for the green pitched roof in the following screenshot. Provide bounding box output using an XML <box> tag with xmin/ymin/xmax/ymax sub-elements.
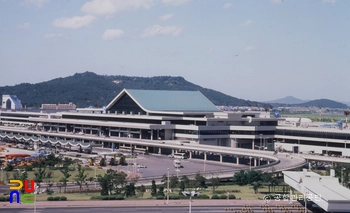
<box><xmin>118</xmin><ymin>89</ymin><xmax>220</xmax><ymax>112</ymax></box>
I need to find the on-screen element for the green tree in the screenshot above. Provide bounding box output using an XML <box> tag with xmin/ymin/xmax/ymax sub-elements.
<box><xmin>34</xmin><ymin>164</ymin><xmax>46</xmax><ymax>192</ymax></box>
<box><xmin>251</xmin><ymin>181</ymin><xmax>263</xmax><ymax>194</ymax></box>
<box><xmin>181</xmin><ymin>175</ymin><xmax>190</xmax><ymax>189</ymax></box>
<box><xmin>194</xmin><ymin>173</ymin><xmax>207</xmax><ymax>189</ymax></box>
<box><xmin>157</xmin><ymin>186</ymin><xmax>165</xmax><ymax>197</ymax></box>
<box><xmin>136</xmin><ymin>185</ymin><xmax>146</xmax><ymax>197</ymax></box>
<box><xmin>74</xmin><ymin>164</ymin><xmax>87</xmax><ymax>193</ymax></box>
<box><xmin>151</xmin><ymin>180</ymin><xmax>157</xmax><ymax>196</ymax></box>
<box><xmin>179</xmin><ymin>181</ymin><xmax>185</xmax><ymax>195</ymax></box>
<box><xmin>211</xmin><ymin>177</ymin><xmax>220</xmax><ymax>193</ymax></box>
<box><xmin>59</xmin><ymin>165</ymin><xmax>71</xmax><ymax>193</ymax></box>
<box><xmin>169</xmin><ymin>175</ymin><xmax>179</xmax><ymax>191</ymax></box>
<box><xmin>232</xmin><ymin>170</ymin><xmax>247</xmax><ymax>186</ymax></box>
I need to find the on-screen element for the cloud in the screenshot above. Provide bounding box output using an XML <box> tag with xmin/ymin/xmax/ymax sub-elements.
<box><xmin>102</xmin><ymin>29</ymin><xmax>125</xmax><ymax>40</ymax></box>
<box><xmin>271</xmin><ymin>0</ymin><xmax>283</xmax><ymax>3</ymax></box>
<box><xmin>222</xmin><ymin>3</ymin><xmax>233</xmax><ymax>8</ymax></box>
<box><xmin>81</xmin><ymin>0</ymin><xmax>155</xmax><ymax>16</ymax></box>
<box><xmin>52</xmin><ymin>15</ymin><xmax>96</xmax><ymax>29</ymax></box>
<box><xmin>18</xmin><ymin>22</ymin><xmax>30</xmax><ymax>30</ymax></box>
<box><xmin>20</xmin><ymin>0</ymin><xmax>49</xmax><ymax>9</ymax></box>
<box><xmin>241</xmin><ymin>20</ymin><xmax>253</xmax><ymax>27</ymax></box>
<box><xmin>159</xmin><ymin>14</ymin><xmax>174</xmax><ymax>21</ymax></box>
<box><xmin>162</xmin><ymin>0</ymin><xmax>190</xmax><ymax>6</ymax></box>
<box><xmin>43</xmin><ymin>33</ymin><xmax>63</xmax><ymax>39</ymax></box>
<box><xmin>244</xmin><ymin>46</ymin><xmax>256</xmax><ymax>51</ymax></box>
<box><xmin>141</xmin><ymin>25</ymin><xmax>183</xmax><ymax>38</ymax></box>
<box><xmin>323</xmin><ymin>0</ymin><xmax>336</xmax><ymax>4</ymax></box>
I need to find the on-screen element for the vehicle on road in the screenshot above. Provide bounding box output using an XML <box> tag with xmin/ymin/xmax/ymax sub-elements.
<box><xmin>173</xmin><ymin>152</ymin><xmax>187</xmax><ymax>159</ymax></box>
<box><xmin>137</xmin><ymin>164</ymin><xmax>147</xmax><ymax>168</ymax></box>
<box><xmin>173</xmin><ymin>159</ymin><xmax>181</xmax><ymax>168</ymax></box>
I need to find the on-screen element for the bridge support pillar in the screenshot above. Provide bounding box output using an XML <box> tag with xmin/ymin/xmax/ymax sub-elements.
<box><xmin>189</xmin><ymin>151</ymin><xmax>192</xmax><ymax>159</ymax></box>
<box><xmin>267</xmin><ymin>160</ymin><xmax>270</xmax><ymax>164</ymax></box>
<box><xmin>254</xmin><ymin>158</ymin><xmax>257</xmax><ymax>167</ymax></box>
<box><xmin>158</xmin><ymin>147</ymin><xmax>161</xmax><ymax>154</ymax></box>
<box><xmin>236</xmin><ymin>157</ymin><xmax>239</xmax><ymax>165</ymax></box>
<box><xmin>204</xmin><ymin>152</ymin><xmax>207</xmax><ymax>161</ymax></box>
<box><xmin>172</xmin><ymin>149</ymin><xmax>174</xmax><ymax>155</ymax></box>
<box><xmin>220</xmin><ymin>154</ymin><xmax>222</xmax><ymax>163</ymax></box>
<box><xmin>289</xmin><ymin>188</ymin><xmax>293</xmax><ymax>204</ymax></box>
<box><xmin>252</xmin><ymin>139</ymin><xmax>255</xmax><ymax>150</ymax></box>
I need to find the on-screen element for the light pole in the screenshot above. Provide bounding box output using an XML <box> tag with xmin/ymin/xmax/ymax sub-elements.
<box><xmin>167</xmin><ymin>168</ymin><xmax>169</xmax><ymax>204</ymax></box>
<box><xmin>34</xmin><ymin>184</ymin><xmax>39</xmax><ymax>213</ymax></box>
<box><xmin>0</xmin><ymin>167</ymin><xmax>4</xmax><ymax>184</ymax></box>
<box><xmin>249</xmin><ymin>157</ymin><xmax>252</xmax><ymax>171</ymax></box>
<box><xmin>182</xmin><ymin>191</ymin><xmax>200</xmax><ymax>213</ymax></box>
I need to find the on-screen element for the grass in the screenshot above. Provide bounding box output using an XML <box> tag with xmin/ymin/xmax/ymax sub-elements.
<box><xmin>4</xmin><ymin>166</ymin><xmax>106</xmax><ymax>183</ymax></box>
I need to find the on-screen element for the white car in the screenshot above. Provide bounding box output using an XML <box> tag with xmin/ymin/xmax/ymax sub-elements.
<box><xmin>137</xmin><ymin>164</ymin><xmax>147</xmax><ymax>168</ymax></box>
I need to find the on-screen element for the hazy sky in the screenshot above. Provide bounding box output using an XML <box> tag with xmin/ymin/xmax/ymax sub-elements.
<box><xmin>1</xmin><ymin>0</ymin><xmax>349</xmax><ymax>102</ymax></box>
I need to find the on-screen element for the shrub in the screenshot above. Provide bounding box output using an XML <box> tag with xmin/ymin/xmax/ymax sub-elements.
<box><xmin>170</xmin><ymin>195</ymin><xmax>180</xmax><ymax>200</ymax></box>
<box><xmin>5</xmin><ymin>196</ymin><xmax>10</xmax><ymax>201</ymax></box>
<box><xmin>211</xmin><ymin>194</ymin><xmax>220</xmax><ymax>199</ymax></box>
<box><xmin>47</xmin><ymin>197</ymin><xmax>54</xmax><ymax>201</ymax></box>
<box><xmin>76</xmin><ymin>154</ymin><xmax>81</xmax><ymax>157</ymax></box>
<box><xmin>228</xmin><ymin>194</ymin><xmax>236</xmax><ymax>199</ymax></box>
<box><xmin>60</xmin><ymin>196</ymin><xmax>67</xmax><ymax>201</ymax></box>
<box><xmin>53</xmin><ymin>196</ymin><xmax>60</xmax><ymax>201</ymax></box>
<box><xmin>219</xmin><ymin>195</ymin><xmax>227</xmax><ymax>199</ymax></box>
<box><xmin>192</xmin><ymin>194</ymin><xmax>210</xmax><ymax>199</ymax></box>
<box><xmin>101</xmin><ymin>196</ymin><xmax>109</xmax><ymax>200</ymax></box>
<box><xmin>0</xmin><ymin>197</ymin><xmax>6</xmax><ymax>202</ymax></box>
<box><xmin>115</xmin><ymin>195</ymin><xmax>124</xmax><ymax>200</ymax></box>
<box><xmin>156</xmin><ymin>195</ymin><xmax>164</xmax><ymax>200</ymax></box>
<box><xmin>108</xmin><ymin>196</ymin><xmax>116</xmax><ymax>200</ymax></box>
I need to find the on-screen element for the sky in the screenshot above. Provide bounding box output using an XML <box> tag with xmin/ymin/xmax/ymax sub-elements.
<box><xmin>1</xmin><ymin>0</ymin><xmax>350</xmax><ymax>103</ymax></box>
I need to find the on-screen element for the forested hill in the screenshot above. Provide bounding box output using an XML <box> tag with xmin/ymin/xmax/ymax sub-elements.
<box><xmin>297</xmin><ymin>99</ymin><xmax>348</xmax><ymax>109</ymax></box>
<box><xmin>0</xmin><ymin>72</ymin><xmax>270</xmax><ymax>108</ymax></box>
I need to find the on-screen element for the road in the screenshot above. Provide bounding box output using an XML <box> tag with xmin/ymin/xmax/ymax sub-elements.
<box><xmin>0</xmin><ymin>200</ymin><xmax>315</xmax><ymax>213</ymax></box>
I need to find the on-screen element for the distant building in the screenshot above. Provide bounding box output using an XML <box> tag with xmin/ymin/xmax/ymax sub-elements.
<box><xmin>41</xmin><ymin>102</ymin><xmax>76</xmax><ymax>110</ymax></box>
<box><xmin>1</xmin><ymin>95</ymin><xmax>23</xmax><ymax>110</ymax></box>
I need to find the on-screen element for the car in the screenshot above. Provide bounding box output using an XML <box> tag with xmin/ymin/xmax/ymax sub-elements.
<box><xmin>168</xmin><ymin>154</ymin><xmax>174</xmax><ymax>158</ymax></box>
<box><xmin>137</xmin><ymin>164</ymin><xmax>147</xmax><ymax>168</ymax></box>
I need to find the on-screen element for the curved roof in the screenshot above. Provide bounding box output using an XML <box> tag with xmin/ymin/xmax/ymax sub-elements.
<box><xmin>107</xmin><ymin>89</ymin><xmax>220</xmax><ymax>112</ymax></box>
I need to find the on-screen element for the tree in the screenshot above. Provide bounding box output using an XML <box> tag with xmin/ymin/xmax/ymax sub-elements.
<box><xmin>179</xmin><ymin>181</ymin><xmax>185</xmax><ymax>195</ymax></box>
<box><xmin>157</xmin><ymin>186</ymin><xmax>165</xmax><ymax>197</ymax></box>
<box><xmin>59</xmin><ymin>165</ymin><xmax>71</xmax><ymax>193</ymax></box>
<box><xmin>151</xmin><ymin>180</ymin><xmax>157</xmax><ymax>196</ymax></box>
<box><xmin>109</xmin><ymin>158</ymin><xmax>115</xmax><ymax>166</ymax></box>
<box><xmin>251</xmin><ymin>181</ymin><xmax>263</xmax><ymax>194</ymax></box>
<box><xmin>232</xmin><ymin>170</ymin><xmax>247</xmax><ymax>186</ymax></box>
<box><xmin>211</xmin><ymin>177</ymin><xmax>220</xmax><ymax>193</ymax></box>
<box><xmin>74</xmin><ymin>164</ymin><xmax>87</xmax><ymax>193</ymax></box>
<box><xmin>136</xmin><ymin>185</ymin><xmax>146</xmax><ymax>197</ymax></box>
<box><xmin>181</xmin><ymin>175</ymin><xmax>190</xmax><ymax>189</ymax></box>
<box><xmin>169</xmin><ymin>175</ymin><xmax>179</xmax><ymax>191</ymax></box>
<box><xmin>125</xmin><ymin>183</ymin><xmax>136</xmax><ymax>197</ymax></box>
<box><xmin>34</xmin><ymin>164</ymin><xmax>46</xmax><ymax>192</ymax></box>
<box><xmin>194</xmin><ymin>173</ymin><xmax>207</xmax><ymax>189</ymax></box>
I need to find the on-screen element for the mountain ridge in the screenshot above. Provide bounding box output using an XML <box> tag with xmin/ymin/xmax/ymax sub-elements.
<box><xmin>0</xmin><ymin>71</ymin><xmax>270</xmax><ymax>108</ymax></box>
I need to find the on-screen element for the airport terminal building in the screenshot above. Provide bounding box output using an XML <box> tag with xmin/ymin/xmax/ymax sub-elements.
<box><xmin>0</xmin><ymin>89</ymin><xmax>349</xmax><ymax>157</ymax></box>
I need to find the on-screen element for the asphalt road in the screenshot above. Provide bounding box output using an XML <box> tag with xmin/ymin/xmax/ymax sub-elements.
<box><xmin>0</xmin><ymin>205</ymin><xmax>317</xmax><ymax>213</ymax></box>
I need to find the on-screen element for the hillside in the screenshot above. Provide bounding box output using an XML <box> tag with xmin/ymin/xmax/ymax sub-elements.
<box><xmin>266</xmin><ymin>96</ymin><xmax>307</xmax><ymax>104</ymax></box>
<box><xmin>297</xmin><ymin>99</ymin><xmax>349</xmax><ymax>109</ymax></box>
<box><xmin>0</xmin><ymin>72</ymin><xmax>270</xmax><ymax>108</ymax></box>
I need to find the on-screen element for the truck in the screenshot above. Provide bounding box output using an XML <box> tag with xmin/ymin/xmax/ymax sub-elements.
<box><xmin>173</xmin><ymin>159</ymin><xmax>181</xmax><ymax>168</ymax></box>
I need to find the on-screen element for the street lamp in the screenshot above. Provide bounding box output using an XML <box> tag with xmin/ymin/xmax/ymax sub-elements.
<box><xmin>34</xmin><ymin>184</ymin><xmax>39</xmax><ymax>213</ymax></box>
<box><xmin>167</xmin><ymin>168</ymin><xmax>169</xmax><ymax>204</ymax></box>
<box><xmin>182</xmin><ymin>191</ymin><xmax>200</xmax><ymax>213</ymax></box>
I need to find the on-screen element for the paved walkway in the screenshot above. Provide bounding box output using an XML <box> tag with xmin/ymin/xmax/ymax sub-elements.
<box><xmin>0</xmin><ymin>199</ymin><xmax>300</xmax><ymax>209</ymax></box>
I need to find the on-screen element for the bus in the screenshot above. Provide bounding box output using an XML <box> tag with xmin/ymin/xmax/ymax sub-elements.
<box><xmin>173</xmin><ymin>152</ymin><xmax>187</xmax><ymax>159</ymax></box>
